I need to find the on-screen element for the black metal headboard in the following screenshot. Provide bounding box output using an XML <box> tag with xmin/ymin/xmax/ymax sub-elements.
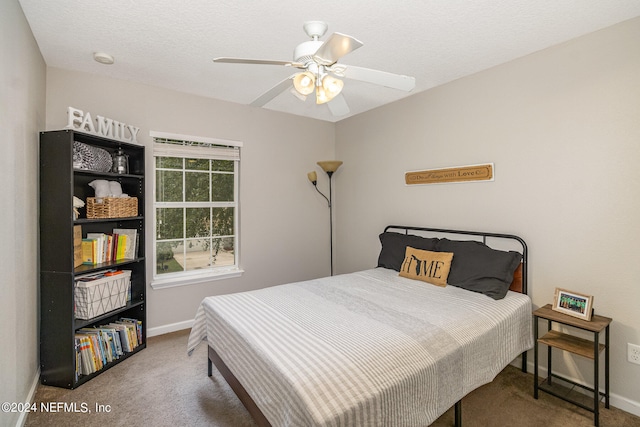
<box><xmin>384</xmin><ymin>225</ymin><xmax>528</xmax><ymax>295</ymax></box>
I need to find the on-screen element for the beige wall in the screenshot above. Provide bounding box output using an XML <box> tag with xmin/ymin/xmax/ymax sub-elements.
<box><xmin>0</xmin><ymin>1</ymin><xmax>46</xmax><ymax>426</ymax></box>
<box><xmin>335</xmin><ymin>17</ymin><xmax>640</xmax><ymax>413</ymax></box>
<box><xmin>6</xmin><ymin>0</ymin><xmax>640</xmax><ymax>420</ymax></box>
<box><xmin>45</xmin><ymin>68</ymin><xmax>336</xmax><ymax>333</ymax></box>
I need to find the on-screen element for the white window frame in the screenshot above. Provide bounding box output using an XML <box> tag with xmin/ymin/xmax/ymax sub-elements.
<box><xmin>150</xmin><ymin>131</ymin><xmax>243</xmax><ymax>289</ymax></box>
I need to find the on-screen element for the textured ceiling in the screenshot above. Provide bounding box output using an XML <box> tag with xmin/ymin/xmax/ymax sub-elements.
<box><xmin>18</xmin><ymin>0</ymin><xmax>640</xmax><ymax>122</ymax></box>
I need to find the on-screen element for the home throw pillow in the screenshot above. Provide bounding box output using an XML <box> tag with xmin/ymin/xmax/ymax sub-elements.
<box><xmin>399</xmin><ymin>247</ymin><xmax>453</xmax><ymax>287</ymax></box>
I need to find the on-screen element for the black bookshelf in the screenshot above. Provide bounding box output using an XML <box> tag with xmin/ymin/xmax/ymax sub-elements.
<box><xmin>39</xmin><ymin>129</ymin><xmax>146</xmax><ymax>388</ymax></box>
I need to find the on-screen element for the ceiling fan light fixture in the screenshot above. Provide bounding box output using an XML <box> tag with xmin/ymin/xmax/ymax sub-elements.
<box><xmin>316</xmin><ymin>75</ymin><xmax>343</xmax><ymax>104</ymax></box>
<box><xmin>322</xmin><ymin>75</ymin><xmax>344</xmax><ymax>97</ymax></box>
<box><xmin>316</xmin><ymin>86</ymin><xmax>330</xmax><ymax>104</ymax></box>
<box><xmin>293</xmin><ymin>71</ymin><xmax>316</xmax><ymax>95</ymax></box>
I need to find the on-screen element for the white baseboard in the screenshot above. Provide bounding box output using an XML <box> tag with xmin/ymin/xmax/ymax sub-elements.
<box><xmin>611</xmin><ymin>393</ymin><xmax>640</xmax><ymax>418</ymax></box>
<box><xmin>510</xmin><ymin>355</ymin><xmax>640</xmax><ymax>418</ymax></box>
<box><xmin>147</xmin><ymin>319</ymin><xmax>193</xmax><ymax>337</ymax></box>
<box><xmin>16</xmin><ymin>368</ymin><xmax>40</xmax><ymax>427</ymax></box>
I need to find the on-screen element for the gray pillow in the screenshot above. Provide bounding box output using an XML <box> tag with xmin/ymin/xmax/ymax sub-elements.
<box><xmin>377</xmin><ymin>232</ymin><xmax>439</xmax><ymax>271</ymax></box>
<box><xmin>436</xmin><ymin>238</ymin><xmax>522</xmax><ymax>300</ymax></box>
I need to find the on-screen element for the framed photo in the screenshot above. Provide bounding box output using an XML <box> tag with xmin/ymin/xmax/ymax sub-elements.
<box><xmin>553</xmin><ymin>288</ymin><xmax>594</xmax><ymax>321</ymax></box>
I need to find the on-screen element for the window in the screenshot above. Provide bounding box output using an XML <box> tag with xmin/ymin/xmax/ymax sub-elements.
<box><xmin>151</xmin><ymin>131</ymin><xmax>242</xmax><ymax>288</ymax></box>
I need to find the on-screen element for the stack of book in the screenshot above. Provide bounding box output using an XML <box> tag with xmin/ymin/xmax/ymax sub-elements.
<box><xmin>81</xmin><ymin>228</ymin><xmax>138</xmax><ymax>265</ymax></box>
<box><xmin>74</xmin><ymin>317</ymin><xmax>143</xmax><ymax>379</ymax></box>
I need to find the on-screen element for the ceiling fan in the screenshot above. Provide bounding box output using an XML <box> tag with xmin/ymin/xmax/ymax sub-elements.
<box><xmin>213</xmin><ymin>21</ymin><xmax>416</xmax><ymax>116</ymax></box>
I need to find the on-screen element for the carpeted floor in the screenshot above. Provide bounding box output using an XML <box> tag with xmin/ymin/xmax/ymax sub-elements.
<box><xmin>25</xmin><ymin>329</ymin><xmax>640</xmax><ymax>427</ymax></box>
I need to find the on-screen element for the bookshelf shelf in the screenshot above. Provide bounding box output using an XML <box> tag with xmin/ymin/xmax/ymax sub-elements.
<box><xmin>75</xmin><ymin>216</ymin><xmax>144</xmax><ymax>224</ymax></box>
<box><xmin>73</xmin><ymin>257</ymin><xmax>146</xmax><ymax>274</ymax></box>
<box><xmin>73</xmin><ymin>168</ymin><xmax>144</xmax><ymax>180</ymax></box>
<box><xmin>39</xmin><ymin>129</ymin><xmax>146</xmax><ymax>389</ymax></box>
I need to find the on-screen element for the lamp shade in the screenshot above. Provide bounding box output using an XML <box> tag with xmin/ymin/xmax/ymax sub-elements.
<box><xmin>315</xmin><ymin>86</ymin><xmax>329</xmax><ymax>105</ymax></box>
<box><xmin>322</xmin><ymin>75</ymin><xmax>343</xmax><ymax>97</ymax></box>
<box><xmin>315</xmin><ymin>75</ymin><xmax>344</xmax><ymax>104</ymax></box>
<box><xmin>293</xmin><ymin>71</ymin><xmax>316</xmax><ymax>96</ymax></box>
<box><xmin>307</xmin><ymin>171</ymin><xmax>318</xmax><ymax>183</ymax></box>
<box><xmin>317</xmin><ymin>161</ymin><xmax>343</xmax><ymax>173</ymax></box>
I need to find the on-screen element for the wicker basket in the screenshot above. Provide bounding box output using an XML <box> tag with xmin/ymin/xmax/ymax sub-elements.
<box><xmin>86</xmin><ymin>197</ymin><xmax>138</xmax><ymax>219</ymax></box>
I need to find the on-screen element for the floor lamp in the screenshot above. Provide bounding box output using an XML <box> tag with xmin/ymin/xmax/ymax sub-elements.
<box><xmin>307</xmin><ymin>160</ymin><xmax>342</xmax><ymax>276</ymax></box>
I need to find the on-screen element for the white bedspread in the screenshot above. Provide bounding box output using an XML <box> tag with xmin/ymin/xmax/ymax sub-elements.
<box><xmin>187</xmin><ymin>268</ymin><xmax>533</xmax><ymax>426</ymax></box>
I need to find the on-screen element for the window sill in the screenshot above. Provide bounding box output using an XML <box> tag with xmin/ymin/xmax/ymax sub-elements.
<box><xmin>150</xmin><ymin>268</ymin><xmax>244</xmax><ymax>290</ymax></box>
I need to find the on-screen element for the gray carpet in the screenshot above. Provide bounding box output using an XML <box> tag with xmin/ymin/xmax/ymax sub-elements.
<box><xmin>26</xmin><ymin>329</ymin><xmax>640</xmax><ymax>427</ymax></box>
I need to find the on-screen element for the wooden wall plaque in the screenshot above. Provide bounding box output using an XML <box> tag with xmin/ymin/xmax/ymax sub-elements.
<box><xmin>405</xmin><ymin>163</ymin><xmax>494</xmax><ymax>185</ymax></box>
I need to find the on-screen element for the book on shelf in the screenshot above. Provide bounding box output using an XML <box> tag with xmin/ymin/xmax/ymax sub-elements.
<box><xmin>119</xmin><ymin>318</ymin><xmax>143</xmax><ymax>345</ymax></box>
<box><xmin>84</xmin><ymin>331</ymin><xmax>104</xmax><ymax>370</ymax></box>
<box><xmin>78</xmin><ymin>228</ymin><xmax>137</xmax><ymax>266</ymax></box>
<box><xmin>74</xmin><ymin>338</ymin><xmax>80</xmax><ymax>381</ymax></box>
<box><xmin>75</xmin><ymin>336</ymin><xmax>91</xmax><ymax>377</ymax></box>
<box><xmin>104</xmin><ymin>234</ymin><xmax>112</xmax><ymax>262</ymax></box>
<box><xmin>107</xmin><ymin>322</ymin><xmax>135</xmax><ymax>352</ymax></box>
<box><xmin>75</xmin><ymin>333</ymin><xmax>99</xmax><ymax>374</ymax></box>
<box><xmin>116</xmin><ymin>234</ymin><xmax>127</xmax><ymax>260</ymax></box>
<box><xmin>75</xmin><ymin>317</ymin><xmax>143</xmax><ymax>378</ymax></box>
<box><xmin>98</xmin><ymin>326</ymin><xmax>123</xmax><ymax>358</ymax></box>
<box><xmin>81</xmin><ymin>239</ymin><xmax>98</xmax><ymax>265</ymax></box>
<box><xmin>112</xmin><ymin>228</ymin><xmax>138</xmax><ymax>260</ymax></box>
<box><xmin>75</xmin><ymin>269</ymin><xmax>123</xmax><ymax>282</ymax></box>
<box><xmin>74</xmin><ymin>225</ymin><xmax>83</xmax><ymax>268</ymax></box>
<box><xmin>86</xmin><ymin>233</ymin><xmax>107</xmax><ymax>264</ymax></box>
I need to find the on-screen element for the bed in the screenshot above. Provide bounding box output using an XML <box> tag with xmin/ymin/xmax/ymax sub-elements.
<box><xmin>187</xmin><ymin>225</ymin><xmax>533</xmax><ymax>426</ymax></box>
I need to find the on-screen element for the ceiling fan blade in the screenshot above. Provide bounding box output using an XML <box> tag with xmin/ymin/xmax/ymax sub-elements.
<box><xmin>327</xmin><ymin>93</ymin><xmax>350</xmax><ymax>116</ymax></box>
<box><xmin>339</xmin><ymin>65</ymin><xmax>415</xmax><ymax>91</ymax></box>
<box><xmin>312</xmin><ymin>33</ymin><xmax>363</xmax><ymax>66</ymax></box>
<box><xmin>214</xmin><ymin>57</ymin><xmax>304</xmax><ymax>68</ymax></box>
<box><xmin>250</xmin><ymin>75</ymin><xmax>295</xmax><ymax>107</ymax></box>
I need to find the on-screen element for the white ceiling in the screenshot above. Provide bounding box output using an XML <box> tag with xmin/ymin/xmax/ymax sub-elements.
<box><xmin>18</xmin><ymin>0</ymin><xmax>640</xmax><ymax>123</ymax></box>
